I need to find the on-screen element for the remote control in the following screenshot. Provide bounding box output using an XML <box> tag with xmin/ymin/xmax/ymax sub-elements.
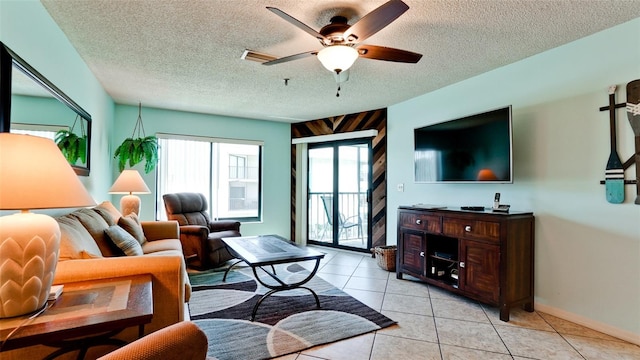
<box><xmin>461</xmin><ymin>206</ymin><xmax>485</xmax><ymax>211</ymax></box>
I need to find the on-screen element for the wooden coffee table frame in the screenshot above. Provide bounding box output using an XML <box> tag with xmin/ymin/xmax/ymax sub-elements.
<box><xmin>222</xmin><ymin>235</ymin><xmax>325</xmax><ymax>321</ymax></box>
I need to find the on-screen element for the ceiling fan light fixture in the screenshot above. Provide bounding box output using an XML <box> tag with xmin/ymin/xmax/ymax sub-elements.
<box><xmin>317</xmin><ymin>45</ymin><xmax>359</xmax><ymax>73</ymax></box>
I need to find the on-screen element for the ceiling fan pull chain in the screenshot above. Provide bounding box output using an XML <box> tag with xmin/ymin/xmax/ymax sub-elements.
<box><xmin>336</xmin><ymin>84</ymin><xmax>341</xmax><ymax>97</ymax></box>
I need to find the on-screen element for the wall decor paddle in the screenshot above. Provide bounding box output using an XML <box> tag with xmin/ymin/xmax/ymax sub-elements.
<box><xmin>604</xmin><ymin>85</ymin><xmax>625</xmax><ymax>203</ymax></box>
<box><xmin>598</xmin><ymin>80</ymin><xmax>640</xmax><ymax>205</ymax></box>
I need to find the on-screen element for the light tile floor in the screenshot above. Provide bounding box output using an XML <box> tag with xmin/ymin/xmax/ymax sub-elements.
<box><xmin>274</xmin><ymin>246</ymin><xmax>640</xmax><ymax>360</ymax></box>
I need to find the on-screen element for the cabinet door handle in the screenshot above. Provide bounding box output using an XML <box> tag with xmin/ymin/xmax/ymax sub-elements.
<box><xmin>420</xmin><ymin>252</ymin><xmax>425</xmax><ymax>257</ymax></box>
<box><xmin>464</xmin><ymin>225</ymin><xmax>472</xmax><ymax>232</ymax></box>
<box><xmin>460</xmin><ymin>262</ymin><xmax>465</xmax><ymax>268</ymax></box>
<box><xmin>416</xmin><ymin>219</ymin><xmax>422</xmax><ymax>225</ymax></box>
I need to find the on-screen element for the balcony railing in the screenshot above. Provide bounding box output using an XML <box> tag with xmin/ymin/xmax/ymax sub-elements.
<box><xmin>308</xmin><ymin>192</ymin><xmax>367</xmax><ymax>247</ymax></box>
<box><xmin>228</xmin><ymin>165</ymin><xmax>259</xmax><ymax>180</ymax></box>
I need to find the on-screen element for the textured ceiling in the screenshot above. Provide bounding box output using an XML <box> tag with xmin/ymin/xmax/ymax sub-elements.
<box><xmin>41</xmin><ymin>0</ymin><xmax>640</xmax><ymax>122</ymax></box>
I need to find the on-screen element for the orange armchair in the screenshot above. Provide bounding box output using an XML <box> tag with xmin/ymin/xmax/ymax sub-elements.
<box><xmin>163</xmin><ymin>192</ymin><xmax>241</xmax><ymax>269</ymax></box>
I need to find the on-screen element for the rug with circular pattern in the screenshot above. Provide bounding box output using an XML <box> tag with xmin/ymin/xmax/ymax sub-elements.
<box><xmin>188</xmin><ymin>263</ymin><xmax>396</xmax><ymax>360</ymax></box>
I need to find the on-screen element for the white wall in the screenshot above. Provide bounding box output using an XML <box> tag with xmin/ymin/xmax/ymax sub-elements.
<box><xmin>0</xmin><ymin>0</ymin><xmax>115</xmax><ymax>206</ymax></box>
<box><xmin>388</xmin><ymin>18</ymin><xmax>640</xmax><ymax>342</ymax></box>
<box><xmin>112</xmin><ymin>104</ymin><xmax>292</xmax><ymax>238</ymax></box>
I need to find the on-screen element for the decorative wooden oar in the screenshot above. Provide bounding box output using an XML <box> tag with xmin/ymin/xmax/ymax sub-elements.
<box><xmin>605</xmin><ymin>85</ymin><xmax>624</xmax><ymax>204</ymax></box>
<box><xmin>626</xmin><ymin>79</ymin><xmax>640</xmax><ymax>204</ymax></box>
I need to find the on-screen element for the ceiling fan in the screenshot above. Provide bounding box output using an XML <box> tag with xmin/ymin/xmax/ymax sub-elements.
<box><xmin>263</xmin><ymin>0</ymin><xmax>422</xmax><ymax>78</ymax></box>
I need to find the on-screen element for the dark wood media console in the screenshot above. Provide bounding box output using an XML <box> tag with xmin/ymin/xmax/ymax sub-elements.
<box><xmin>396</xmin><ymin>206</ymin><xmax>535</xmax><ymax>321</ymax></box>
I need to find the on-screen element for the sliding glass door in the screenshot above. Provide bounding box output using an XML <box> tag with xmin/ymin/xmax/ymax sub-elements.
<box><xmin>308</xmin><ymin>139</ymin><xmax>371</xmax><ymax>251</ymax></box>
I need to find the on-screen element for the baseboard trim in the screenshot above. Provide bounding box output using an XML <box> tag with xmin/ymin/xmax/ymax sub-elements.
<box><xmin>535</xmin><ymin>303</ymin><xmax>640</xmax><ymax>346</ymax></box>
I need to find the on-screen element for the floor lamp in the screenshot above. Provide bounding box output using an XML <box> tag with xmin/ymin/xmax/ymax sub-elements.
<box><xmin>0</xmin><ymin>133</ymin><xmax>95</xmax><ymax>318</ymax></box>
<box><xmin>109</xmin><ymin>170</ymin><xmax>151</xmax><ymax>216</ymax></box>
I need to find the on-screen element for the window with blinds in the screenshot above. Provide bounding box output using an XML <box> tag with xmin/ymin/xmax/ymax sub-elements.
<box><xmin>156</xmin><ymin>134</ymin><xmax>262</xmax><ymax>222</ymax></box>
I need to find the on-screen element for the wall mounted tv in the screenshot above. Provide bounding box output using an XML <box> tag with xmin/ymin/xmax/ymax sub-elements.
<box><xmin>414</xmin><ymin>106</ymin><xmax>513</xmax><ymax>183</ymax></box>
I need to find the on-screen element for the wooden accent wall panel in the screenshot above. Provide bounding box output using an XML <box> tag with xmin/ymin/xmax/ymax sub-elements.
<box><xmin>291</xmin><ymin>108</ymin><xmax>388</xmax><ymax>248</ymax></box>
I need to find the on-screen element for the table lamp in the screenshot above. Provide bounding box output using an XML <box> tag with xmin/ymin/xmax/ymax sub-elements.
<box><xmin>108</xmin><ymin>170</ymin><xmax>150</xmax><ymax>216</ymax></box>
<box><xmin>0</xmin><ymin>133</ymin><xmax>95</xmax><ymax>318</ymax></box>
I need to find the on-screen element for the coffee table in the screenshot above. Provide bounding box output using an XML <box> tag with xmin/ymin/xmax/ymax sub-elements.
<box><xmin>221</xmin><ymin>235</ymin><xmax>325</xmax><ymax>321</ymax></box>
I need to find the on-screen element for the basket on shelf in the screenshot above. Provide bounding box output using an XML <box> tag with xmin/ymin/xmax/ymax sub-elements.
<box><xmin>373</xmin><ymin>245</ymin><xmax>397</xmax><ymax>271</ymax></box>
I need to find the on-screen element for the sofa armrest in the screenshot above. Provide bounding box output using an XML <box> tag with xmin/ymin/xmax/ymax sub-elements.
<box><xmin>208</xmin><ymin>220</ymin><xmax>240</xmax><ymax>232</ymax></box>
<box><xmin>53</xmin><ymin>255</ymin><xmax>186</xmax><ymax>336</ymax></box>
<box><xmin>180</xmin><ymin>224</ymin><xmax>209</xmax><ymax>236</ymax></box>
<box><xmin>142</xmin><ymin>220</ymin><xmax>180</xmax><ymax>241</ymax></box>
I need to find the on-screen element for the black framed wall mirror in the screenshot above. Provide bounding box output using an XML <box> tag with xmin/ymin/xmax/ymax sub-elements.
<box><xmin>1</xmin><ymin>42</ymin><xmax>92</xmax><ymax>176</ymax></box>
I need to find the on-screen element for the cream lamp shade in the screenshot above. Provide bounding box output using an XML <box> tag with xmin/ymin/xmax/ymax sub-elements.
<box><xmin>0</xmin><ymin>133</ymin><xmax>95</xmax><ymax>318</ymax></box>
<box><xmin>316</xmin><ymin>45</ymin><xmax>359</xmax><ymax>74</ymax></box>
<box><xmin>109</xmin><ymin>169</ymin><xmax>150</xmax><ymax>216</ymax></box>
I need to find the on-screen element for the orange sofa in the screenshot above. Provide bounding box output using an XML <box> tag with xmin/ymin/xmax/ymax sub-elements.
<box><xmin>2</xmin><ymin>201</ymin><xmax>191</xmax><ymax>359</ymax></box>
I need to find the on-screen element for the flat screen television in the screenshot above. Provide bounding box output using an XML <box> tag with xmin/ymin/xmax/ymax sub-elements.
<box><xmin>414</xmin><ymin>106</ymin><xmax>513</xmax><ymax>183</ymax></box>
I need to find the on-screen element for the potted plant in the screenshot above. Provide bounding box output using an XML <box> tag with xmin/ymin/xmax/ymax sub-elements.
<box><xmin>55</xmin><ymin>115</ymin><xmax>87</xmax><ymax>165</ymax></box>
<box><xmin>114</xmin><ymin>135</ymin><xmax>158</xmax><ymax>173</ymax></box>
<box><xmin>114</xmin><ymin>103</ymin><xmax>158</xmax><ymax>173</ymax></box>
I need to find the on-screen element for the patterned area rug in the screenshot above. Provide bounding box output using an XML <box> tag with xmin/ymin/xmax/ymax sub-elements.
<box><xmin>188</xmin><ymin>263</ymin><xmax>396</xmax><ymax>360</ymax></box>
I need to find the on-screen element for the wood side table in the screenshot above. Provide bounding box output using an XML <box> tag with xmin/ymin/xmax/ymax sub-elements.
<box><xmin>0</xmin><ymin>274</ymin><xmax>153</xmax><ymax>359</ymax></box>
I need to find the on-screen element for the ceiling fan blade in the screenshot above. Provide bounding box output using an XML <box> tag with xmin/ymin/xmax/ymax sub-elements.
<box><xmin>343</xmin><ymin>0</ymin><xmax>409</xmax><ymax>44</ymax></box>
<box><xmin>266</xmin><ymin>7</ymin><xmax>328</xmax><ymax>42</ymax></box>
<box><xmin>262</xmin><ymin>51</ymin><xmax>317</xmax><ymax>66</ymax></box>
<box><xmin>357</xmin><ymin>44</ymin><xmax>422</xmax><ymax>63</ymax></box>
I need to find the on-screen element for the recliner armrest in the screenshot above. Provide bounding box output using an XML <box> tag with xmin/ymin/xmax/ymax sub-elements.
<box><xmin>208</xmin><ymin>220</ymin><xmax>240</xmax><ymax>232</ymax></box>
<box><xmin>177</xmin><ymin>225</ymin><xmax>209</xmax><ymax>269</ymax></box>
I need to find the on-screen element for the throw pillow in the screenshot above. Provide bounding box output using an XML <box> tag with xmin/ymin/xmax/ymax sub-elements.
<box><xmin>105</xmin><ymin>225</ymin><xmax>143</xmax><ymax>256</ymax></box>
<box><xmin>57</xmin><ymin>215</ymin><xmax>103</xmax><ymax>260</ymax></box>
<box><xmin>71</xmin><ymin>208</ymin><xmax>120</xmax><ymax>257</ymax></box>
<box><xmin>118</xmin><ymin>213</ymin><xmax>147</xmax><ymax>245</ymax></box>
<box><xmin>94</xmin><ymin>201</ymin><xmax>122</xmax><ymax>226</ymax></box>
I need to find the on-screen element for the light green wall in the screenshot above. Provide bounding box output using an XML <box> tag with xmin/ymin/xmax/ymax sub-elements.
<box><xmin>11</xmin><ymin>95</ymin><xmax>74</xmax><ymax>126</ymax></box>
<box><xmin>1</xmin><ymin>0</ymin><xmax>114</xmax><ymax>204</ymax></box>
<box><xmin>112</xmin><ymin>105</ymin><xmax>292</xmax><ymax>237</ymax></box>
<box><xmin>388</xmin><ymin>18</ymin><xmax>640</xmax><ymax>339</ymax></box>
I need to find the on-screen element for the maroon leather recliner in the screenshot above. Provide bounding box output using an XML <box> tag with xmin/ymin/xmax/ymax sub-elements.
<box><xmin>162</xmin><ymin>192</ymin><xmax>240</xmax><ymax>269</ymax></box>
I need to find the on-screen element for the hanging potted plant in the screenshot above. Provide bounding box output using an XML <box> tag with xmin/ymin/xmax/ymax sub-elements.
<box><xmin>114</xmin><ymin>102</ymin><xmax>158</xmax><ymax>173</ymax></box>
<box><xmin>55</xmin><ymin>115</ymin><xmax>87</xmax><ymax>165</ymax></box>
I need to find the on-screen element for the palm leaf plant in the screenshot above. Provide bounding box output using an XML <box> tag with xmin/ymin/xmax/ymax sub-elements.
<box><xmin>55</xmin><ymin>115</ymin><xmax>87</xmax><ymax>165</ymax></box>
<box><xmin>114</xmin><ymin>102</ymin><xmax>158</xmax><ymax>173</ymax></box>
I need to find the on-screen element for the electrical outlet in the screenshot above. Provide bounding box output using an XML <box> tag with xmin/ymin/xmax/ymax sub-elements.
<box><xmin>397</xmin><ymin>183</ymin><xmax>404</xmax><ymax>192</ymax></box>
